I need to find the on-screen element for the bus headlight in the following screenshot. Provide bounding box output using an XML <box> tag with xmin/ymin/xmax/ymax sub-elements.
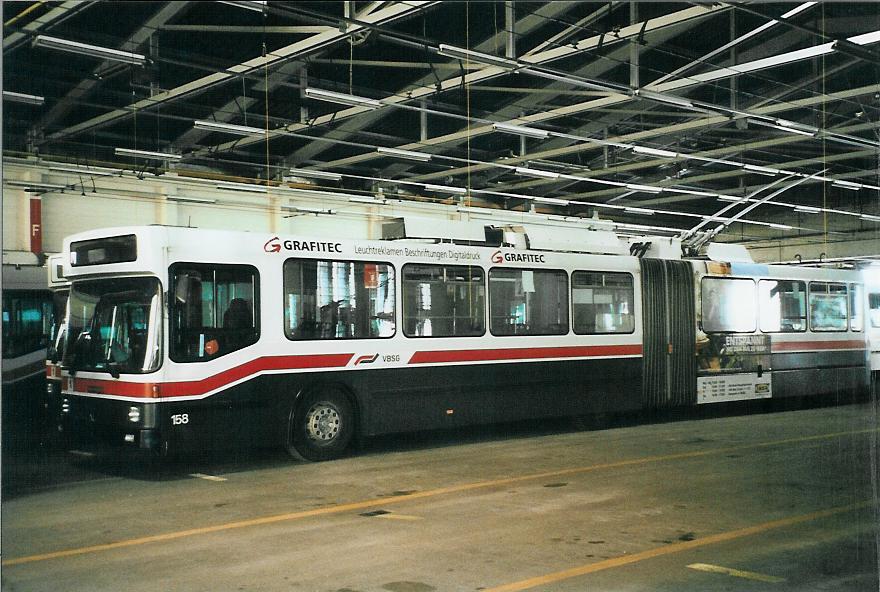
<box><xmin>128</xmin><ymin>406</ymin><xmax>141</xmax><ymax>423</ymax></box>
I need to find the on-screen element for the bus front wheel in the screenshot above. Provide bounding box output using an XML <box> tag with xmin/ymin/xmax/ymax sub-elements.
<box><xmin>287</xmin><ymin>389</ymin><xmax>354</xmax><ymax>461</ymax></box>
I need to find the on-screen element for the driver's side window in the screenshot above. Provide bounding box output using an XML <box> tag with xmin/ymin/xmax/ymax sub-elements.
<box><xmin>170</xmin><ymin>263</ymin><xmax>260</xmax><ymax>363</ymax></box>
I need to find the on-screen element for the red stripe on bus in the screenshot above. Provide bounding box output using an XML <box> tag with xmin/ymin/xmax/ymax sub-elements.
<box><xmin>408</xmin><ymin>344</ymin><xmax>643</xmax><ymax>365</ymax></box>
<box><xmin>71</xmin><ymin>353</ymin><xmax>354</xmax><ymax>399</ymax></box>
<box><xmin>771</xmin><ymin>339</ymin><xmax>866</xmax><ymax>352</ymax></box>
<box><xmin>73</xmin><ymin>378</ymin><xmax>158</xmax><ymax>398</ymax></box>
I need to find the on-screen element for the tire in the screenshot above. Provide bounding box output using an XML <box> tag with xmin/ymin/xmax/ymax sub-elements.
<box><xmin>287</xmin><ymin>389</ymin><xmax>354</xmax><ymax>461</ymax></box>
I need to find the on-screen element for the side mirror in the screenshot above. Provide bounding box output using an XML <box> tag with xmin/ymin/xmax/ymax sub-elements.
<box><xmin>63</xmin><ymin>331</ymin><xmax>91</xmax><ymax>376</ymax></box>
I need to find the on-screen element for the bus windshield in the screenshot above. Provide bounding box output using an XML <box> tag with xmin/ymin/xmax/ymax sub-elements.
<box><xmin>63</xmin><ymin>278</ymin><xmax>163</xmax><ymax>374</ymax></box>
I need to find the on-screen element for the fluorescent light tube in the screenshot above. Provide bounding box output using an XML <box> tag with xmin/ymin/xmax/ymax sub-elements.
<box><xmin>32</xmin><ymin>35</ymin><xmax>146</xmax><ymax>65</ymax></box>
<box><xmin>775</xmin><ymin>124</ymin><xmax>815</xmax><ymax>137</ymax></box>
<box><xmin>518</xmin><ymin>68</ymin><xmax>623</xmax><ymax>93</ymax></box>
<box><xmin>749</xmin><ymin>119</ymin><xmax>816</xmax><ymax>137</ymax></box>
<box><xmin>514</xmin><ymin>167</ymin><xmax>559</xmax><ymax>179</ymax></box>
<box><xmin>775</xmin><ymin>119</ymin><xmax>817</xmax><ymax>133</ymax></box>
<box><xmin>532</xmin><ymin>196</ymin><xmax>571</xmax><ymax>205</ymax></box>
<box><xmin>492</xmin><ymin>123</ymin><xmax>549</xmax><ymax>139</ymax></box>
<box><xmin>832</xmin><ymin>180</ymin><xmax>862</xmax><ymax>190</ymax></box>
<box><xmin>717</xmin><ymin>195</ymin><xmax>747</xmax><ymax>202</ymax></box>
<box><xmin>305</xmin><ymin>88</ymin><xmax>381</xmax><ymax>109</ymax></box>
<box><xmin>282</xmin><ymin>205</ymin><xmax>334</xmax><ymax>215</ymax></box>
<box><xmin>215</xmin><ymin>182</ymin><xmax>267</xmax><ymax>193</ymax></box>
<box><xmin>674</xmin><ymin>189</ymin><xmax>719</xmax><ymax>197</ymax></box>
<box><xmin>348</xmin><ymin>196</ymin><xmax>386</xmax><ymax>204</ymax></box>
<box><xmin>3</xmin><ymin>91</ymin><xmax>45</xmax><ymax>105</ymax></box>
<box><xmin>767</xmin><ymin>223</ymin><xmax>793</xmax><ymax>230</ymax></box>
<box><xmin>634</xmin><ymin>90</ymin><xmax>694</xmax><ymax>108</ymax></box>
<box><xmin>847</xmin><ymin>30</ymin><xmax>880</xmax><ymax>46</ymax></box>
<box><xmin>437</xmin><ymin>44</ymin><xmax>518</xmax><ymax>69</ymax></box>
<box><xmin>376</xmin><ymin>147</ymin><xmax>431</xmax><ymax>162</ymax></box>
<box><xmin>218</xmin><ymin>1</ymin><xmax>266</xmax><ymax>12</ymax></box>
<box><xmin>115</xmin><ymin>147</ymin><xmax>182</xmax><ymax>160</ymax></box>
<box><xmin>5</xmin><ymin>180</ymin><xmax>68</xmax><ymax>193</ymax></box>
<box><xmin>743</xmin><ymin>164</ymin><xmax>782</xmax><ymax>176</ymax></box>
<box><xmin>13</xmin><ymin>182</ymin><xmax>68</xmax><ymax>192</ymax></box>
<box><xmin>50</xmin><ymin>165</ymin><xmax>116</xmax><ymax>177</ymax></box>
<box><xmin>193</xmin><ymin>120</ymin><xmax>266</xmax><ymax>136</ymax></box>
<box><xmin>781</xmin><ymin>2</ymin><xmax>817</xmax><ymax>18</ymax></box>
<box><xmin>744</xmin><ymin>164</ymin><xmax>782</xmax><ymax>174</ymax></box>
<box><xmin>794</xmin><ymin>205</ymin><xmax>822</xmax><ymax>213</ymax></box>
<box><xmin>423</xmin><ymin>184</ymin><xmax>467</xmax><ymax>194</ymax></box>
<box><xmin>624</xmin><ymin>207</ymin><xmax>655</xmax><ymax>215</ymax></box>
<box><xmin>288</xmin><ymin>168</ymin><xmax>342</xmax><ymax>181</ymax></box>
<box><xmin>823</xmin><ymin>133</ymin><xmax>880</xmax><ymax>149</ymax></box>
<box><xmin>625</xmin><ymin>184</ymin><xmax>663</xmax><ymax>194</ymax></box>
<box><xmin>860</xmin><ymin>214</ymin><xmax>880</xmax><ymax>221</ymax></box>
<box><xmin>167</xmin><ymin>196</ymin><xmax>217</xmax><ymax>204</ymax></box>
<box><xmin>633</xmin><ymin>146</ymin><xmax>678</xmax><ymax>158</ymax></box>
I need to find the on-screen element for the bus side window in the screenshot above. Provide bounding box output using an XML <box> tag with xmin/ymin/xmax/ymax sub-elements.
<box><xmin>1</xmin><ymin>290</ymin><xmax>53</xmax><ymax>359</ymax></box>
<box><xmin>489</xmin><ymin>268</ymin><xmax>568</xmax><ymax>336</ymax></box>
<box><xmin>170</xmin><ymin>263</ymin><xmax>259</xmax><ymax>362</ymax></box>
<box><xmin>283</xmin><ymin>258</ymin><xmax>396</xmax><ymax>341</ymax></box>
<box><xmin>572</xmin><ymin>271</ymin><xmax>634</xmax><ymax>335</ymax></box>
<box><xmin>402</xmin><ymin>264</ymin><xmax>484</xmax><ymax>338</ymax></box>
<box><xmin>808</xmin><ymin>282</ymin><xmax>847</xmax><ymax>332</ymax></box>
<box><xmin>700</xmin><ymin>278</ymin><xmax>756</xmax><ymax>333</ymax></box>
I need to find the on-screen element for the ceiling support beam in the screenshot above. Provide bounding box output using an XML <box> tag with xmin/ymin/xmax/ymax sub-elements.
<box><xmin>35</xmin><ymin>1</ymin><xmax>191</xmax><ymax>133</ymax></box>
<box><xmin>505</xmin><ymin>1</ymin><xmax>515</xmax><ymax>59</ymax></box>
<box><xmin>43</xmin><ymin>1</ymin><xmax>436</xmax><ymax>143</ymax></box>
<box><xmin>630</xmin><ymin>3</ymin><xmax>639</xmax><ymax>90</ymax></box>
<box><xmin>404</xmin><ymin>79</ymin><xmax>880</xmax><ymax>185</ymax></box>
<box><xmin>524</xmin><ymin>2</ymin><xmax>620</xmax><ymax>57</ymax></box>
<box><xmin>266</xmin><ymin>5</ymin><xmax>727</xmax><ymax>166</ymax></box>
<box><xmin>158</xmin><ymin>25</ymin><xmax>333</xmax><ymax>34</ymax></box>
<box><xmin>647</xmin><ymin>2</ymin><xmax>819</xmax><ymax>89</ymax></box>
<box><xmin>282</xmin><ymin>1</ymin><xmax>597</xmax><ymax>164</ymax></box>
<box><xmin>2</xmin><ymin>1</ymin><xmax>91</xmax><ymax>52</ymax></box>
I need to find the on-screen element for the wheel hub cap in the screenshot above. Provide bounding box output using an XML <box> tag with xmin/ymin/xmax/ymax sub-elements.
<box><xmin>306</xmin><ymin>403</ymin><xmax>340</xmax><ymax>442</ymax></box>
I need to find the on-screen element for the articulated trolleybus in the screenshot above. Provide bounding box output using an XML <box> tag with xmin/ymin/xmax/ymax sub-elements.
<box><xmin>56</xmin><ymin>225</ymin><xmax>868</xmax><ymax>460</ymax></box>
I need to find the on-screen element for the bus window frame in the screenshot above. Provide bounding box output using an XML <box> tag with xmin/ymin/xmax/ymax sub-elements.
<box><xmin>283</xmin><ymin>257</ymin><xmax>397</xmax><ymax>342</ymax></box>
<box><xmin>401</xmin><ymin>262</ymin><xmax>486</xmax><ymax>339</ymax></box>
<box><xmin>571</xmin><ymin>270</ymin><xmax>636</xmax><ymax>336</ymax></box>
<box><xmin>169</xmin><ymin>262</ymin><xmax>261</xmax><ymax>363</ymax></box>
<box><xmin>757</xmin><ymin>278</ymin><xmax>808</xmax><ymax>334</ymax></box>
<box><xmin>808</xmin><ymin>281</ymin><xmax>848</xmax><ymax>333</ymax></box>
<box><xmin>700</xmin><ymin>276</ymin><xmax>757</xmax><ymax>334</ymax></box>
<box><xmin>488</xmin><ymin>267</ymin><xmax>570</xmax><ymax>337</ymax></box>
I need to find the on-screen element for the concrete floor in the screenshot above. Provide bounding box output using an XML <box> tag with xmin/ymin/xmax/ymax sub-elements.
<box><xmin>2</xmin><ymin>401</ymin><xmax>879</xmax><ymax>592</ymax></box>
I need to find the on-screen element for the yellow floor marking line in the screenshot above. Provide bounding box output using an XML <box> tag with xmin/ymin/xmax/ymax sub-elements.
<box><xmin>188</xmin><ymin>473</ymin><xmax>228</xmax><ymax>482</ymax></box>
<box><xmin>483</xmin><ymin>502</ymin><xmax>870</xmax><ymax>592</ymax></box>
<box><xmin>687</xmin><ymin>562</ymin><xmax>786</xmax><ymax>583</ymax></box>
<box><xmin>3</xmin><ymin>427</ymin><xmax>876</xmax><ymax>567</ymax></box>
<box><xmin>376</xmin><ymin>513</ymin><xmax>423</xmax><ymax>521</ymax></box>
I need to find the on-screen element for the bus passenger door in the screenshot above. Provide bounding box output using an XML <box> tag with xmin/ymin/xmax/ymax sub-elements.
<box><xmin>640</xmin><ymin>259</ymin><xmax>697</xmax><ymax>408</ymax></box>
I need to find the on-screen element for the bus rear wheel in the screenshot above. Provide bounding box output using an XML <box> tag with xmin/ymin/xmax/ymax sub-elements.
<box><xmin>287</xmin><ymin>389</ymin><xmax>354</xmax><ymax>461</ymax></box>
